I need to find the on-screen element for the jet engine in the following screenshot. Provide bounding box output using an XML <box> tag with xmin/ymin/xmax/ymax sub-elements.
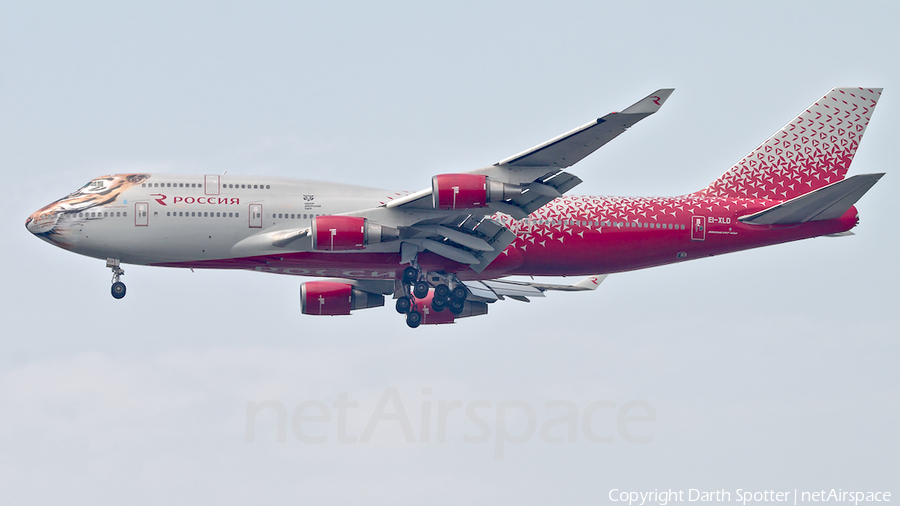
<box><xmin>311</xmin><ymin>216</ymin><xmax>400</xmax><ymax>251</ymax></box>
<box><xmin>300</xmin><ymin>281</ymin><xmax>385</xmax><ymax>315</ymax></box>
<box><xmin>431</xmin><ymin>174</ymin><xmax>521</xmax><ymax>210</ymax></box>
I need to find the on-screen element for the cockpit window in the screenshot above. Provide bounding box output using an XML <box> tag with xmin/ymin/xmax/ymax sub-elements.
<box><xmin>80</xmin><ymin>181</ymin><xmax>104</xmax><ymax>190</ymax></box>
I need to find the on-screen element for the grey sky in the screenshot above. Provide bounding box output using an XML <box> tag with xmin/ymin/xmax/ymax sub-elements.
<box><xmin>2</xmin><ymin>1</ymin><xmax>897</xmax><ymax>504</ymax></box>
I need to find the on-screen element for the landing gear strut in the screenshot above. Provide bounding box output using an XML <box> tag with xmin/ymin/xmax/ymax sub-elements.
<box><xmin>397</xmin><ymin>261</ymin><xmax>472</xmax><ymax>327</ymax></box>
<box><xmin>400</xmin><ymin>261</ymin><xmax>424</xmax><ymax>328</ymax></box>
<box><xmin>107</xmin><ymin>258</ymin><xmax>126</xmax><ymax>300</ymax></box>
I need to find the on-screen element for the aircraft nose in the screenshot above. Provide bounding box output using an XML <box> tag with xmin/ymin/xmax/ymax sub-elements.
<box><xmin>26</xmin><ymin>209</ymin><xmax>59</xmax><ymax>235</ymax></box>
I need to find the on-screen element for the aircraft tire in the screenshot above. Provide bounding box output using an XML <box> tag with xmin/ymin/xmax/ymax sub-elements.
<box><xmin>451</xmin><ymin>286</ymin><xmax>467</xmax><ymax>302</ymax></box>
<box><xmin>449</xmin><ymin>299</ymin><xmax>464</xmax><ymax>315</ymax></box>
<box><xmin>111</xmin><ymin>282</ymin><xmax>126</xmax><ymax>299</ymax></box>
<box><xmin>406</xmin><ymin>310</ymin><xmax>422</xmax><ymax>328</ymax></box>
<box><xmin>413</xmin><ymin>281</ymin><xmax>429</xmax><ymax>299</ymax></box>
<box><xmin>395</xmin><ymin>296</ymin><xmax>411</xmax><ymax>314</ymax></box>
<box><xmin>434</xmin><ymin>284</ymin><xmax>450</xmax><ymax>300</ymax></box>
<box><xmin>431</xmin><ymin>297</ymin><xmax>446</xmax><ymax>312</ymax></box>
<box><xmin>402</xmin><ymin>266</ymin><xmax>419</xmax><ymax>284</ymax></box>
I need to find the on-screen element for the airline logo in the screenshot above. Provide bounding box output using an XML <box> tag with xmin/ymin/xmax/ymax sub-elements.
<box><xmin>149</xmin><ymin>194</ymin><xmax>241</xmax><ymax>206</ymax></box>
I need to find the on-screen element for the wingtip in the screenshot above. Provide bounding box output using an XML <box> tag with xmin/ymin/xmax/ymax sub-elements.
<box><xmin>573</xmin><ymin>274</ymin><xmax>608</xmax><ymax>290</ymax></box>
<box><xmin>620</xmin><ymin>88</ymin><xmax>675</xmax><ymax>114</ymax></box>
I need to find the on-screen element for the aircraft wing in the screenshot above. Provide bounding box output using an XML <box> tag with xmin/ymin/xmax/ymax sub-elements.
<box><xmin>463</xmin><ymin>275</ymin><xmax>608</xmax><ymax>302</ymax></box>
<box><xmin>358</xmin><ymin>90</ymin><xmax>672</xmax><ymax>272</ymax></box>
<box><xmin>486</xmin><ymin>89</ymin><xmax>675</xmax><ymax>171</ymax></box>
<box><xmin>385</xmin><ymin>88</ymin><xmax>674</xmax><ymax>218</ymax></box>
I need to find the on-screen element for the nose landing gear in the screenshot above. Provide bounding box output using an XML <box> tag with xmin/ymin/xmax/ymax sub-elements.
<box><xmin>107</xmin><ymin>258</ymin><xmax>126</xmax><ymax>300</ymax></box>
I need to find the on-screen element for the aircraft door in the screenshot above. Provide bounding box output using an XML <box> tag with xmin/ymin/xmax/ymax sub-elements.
<box><xmin>135</xmin><ymin>202</ymin><xmax>149</xmax><ymax>226</ymax></box>
<box><xmin>691</xmin><ymin>215</ymin><xmax>706</xmax><ymax>241</ymax></box>
<box><xmin>204</xmin><ymin>174</ymin><xmax>220</xmax><ymax>195</ymax></box>
<box><xmin>249</xmin><ymin>204</ymin><xmax>262</xmax><ymax>228</ymax></box>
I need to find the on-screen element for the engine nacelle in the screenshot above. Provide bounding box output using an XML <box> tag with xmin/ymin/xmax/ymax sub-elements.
<box><xmin>431</xmin><ymin>174</ymin><xmax>520</xmax><ymax>210</ymax></box>
<box><xmin>311</xmin><ymin>216</ymin><xmax>399</xmax><ymax>251</ymax></box>
<box><xmin>414</xmin><ymin>292</ymin><xmax>489</xmax><ymax>324</ymax></box>
<box><xmin>300</xmin><ymin>281</ymin><xmax>384</xmax><ymax>315</ymax></box>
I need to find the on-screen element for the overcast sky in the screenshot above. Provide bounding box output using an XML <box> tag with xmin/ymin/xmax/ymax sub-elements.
<box><xmin>2</xmin><ymin>1</ymin><xmax>898</xmax><ymax>504</ymax></box>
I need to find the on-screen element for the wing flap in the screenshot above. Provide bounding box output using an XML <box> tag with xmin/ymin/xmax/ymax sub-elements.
<box><xmin>399</xmin><ymin>215</ymin><xmax>516</xmax><ymax>272</ymax></box>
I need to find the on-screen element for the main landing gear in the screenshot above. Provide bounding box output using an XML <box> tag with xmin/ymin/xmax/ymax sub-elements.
<box><xmin>107</xmin><ymin>258</ymin><xmax>126</xmax><ymax>300</ymax></box>
<box><xmin>395</xmin><ymin>262</ymin><xmax>469</xmax><ymax>329</ymax></box>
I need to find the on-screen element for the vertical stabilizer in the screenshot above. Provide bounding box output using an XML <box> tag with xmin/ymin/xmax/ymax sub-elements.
<box><xmin>696</xmin><ymin>88</ymin><xmax>882</xmax><ymax>201</ymax></box>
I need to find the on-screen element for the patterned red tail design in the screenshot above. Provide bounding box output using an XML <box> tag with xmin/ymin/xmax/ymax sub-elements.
<box><xmin>695</xmin><ymin>88</ymin><xmax>882</xmax><ymax>201</ymax></box>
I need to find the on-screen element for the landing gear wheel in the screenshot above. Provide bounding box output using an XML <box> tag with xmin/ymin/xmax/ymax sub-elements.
<box><xmin>108</xmin><ymin>259</ymin><xmax>126</xmax><ymax>299</ymax></box>
<box><xmin>111</xmin><ymin>281</ymin><xmax>127</xmax><ymax>299</ymax></box>
<box><xmin>434</xmin><ymin>284</ymin><xmax>450</xmax><ymax>300</ymax></box>
<box><xmin>402</xmin><ymin>266</ymin><xmax>419</xmax><ymax>284</ymax></box>
<box><xmin>406</xmin><ymin>310</ymin><xmax>422</xmax><ymax>328</ymax></box>
<box><xmin>395</xmin><ymin>296</ymin><xmax>411</xmax><ymax>314</ymax></box>
<box><xmin>451</xmin><ymin>286</ymin><xmax>468</xmax><ymax>302</ymax></box>
<box><xmin>413</xmin><ymin>281</ymin><xmax>429</xmax><ymax>299</ymax></box>
<box><xmin>431</xmin><ymin>297</ymin><xmax>447</xmax><ymax>312</ymax></box>
<box><xmin>449</xmin><ymin>298</ymin><xmax>465</xmax><ymax>315</ymax></box>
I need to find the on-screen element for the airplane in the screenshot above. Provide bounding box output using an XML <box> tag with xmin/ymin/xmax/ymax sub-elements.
<box><xmin>26</xmin><ymin>87</ymin><xmax>885</xmax><ymax>328</ymax></box>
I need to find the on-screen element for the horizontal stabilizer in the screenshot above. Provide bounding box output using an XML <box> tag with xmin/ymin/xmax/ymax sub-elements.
<box><xmin>739</xmin><ymin>173</ymin><xmax>884</xmax><ymax>225</ymax></box>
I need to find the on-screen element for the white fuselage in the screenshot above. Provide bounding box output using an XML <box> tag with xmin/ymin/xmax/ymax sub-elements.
<box><xmin>27</xmin><ymin>174</ymin><xmax>395</xmax><ymax>265</ymax></box>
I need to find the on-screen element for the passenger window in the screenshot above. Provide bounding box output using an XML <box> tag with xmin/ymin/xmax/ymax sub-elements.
<box><xmin>123</xmin><ymin>212</ymin><xmax>127</xmax><ymax>217</ymax></box>
<box><xmin>235</xmin><ymin>213</ymin><xmax>239</xmax><ymax>218</ymax></box>
<box><xmin>254</xmin><ymin>185</ymin><xmax>258</xmax><ymax>189</ymax></box>
<box><xmin>266</xmin><ymin>185</ymin><xmax>270</xmax><ymax>189</ymax></box>
<box><xmin>166</xmin><ymin>212</ymin><xmax>170</xmax><ymax>216</ymax></box>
